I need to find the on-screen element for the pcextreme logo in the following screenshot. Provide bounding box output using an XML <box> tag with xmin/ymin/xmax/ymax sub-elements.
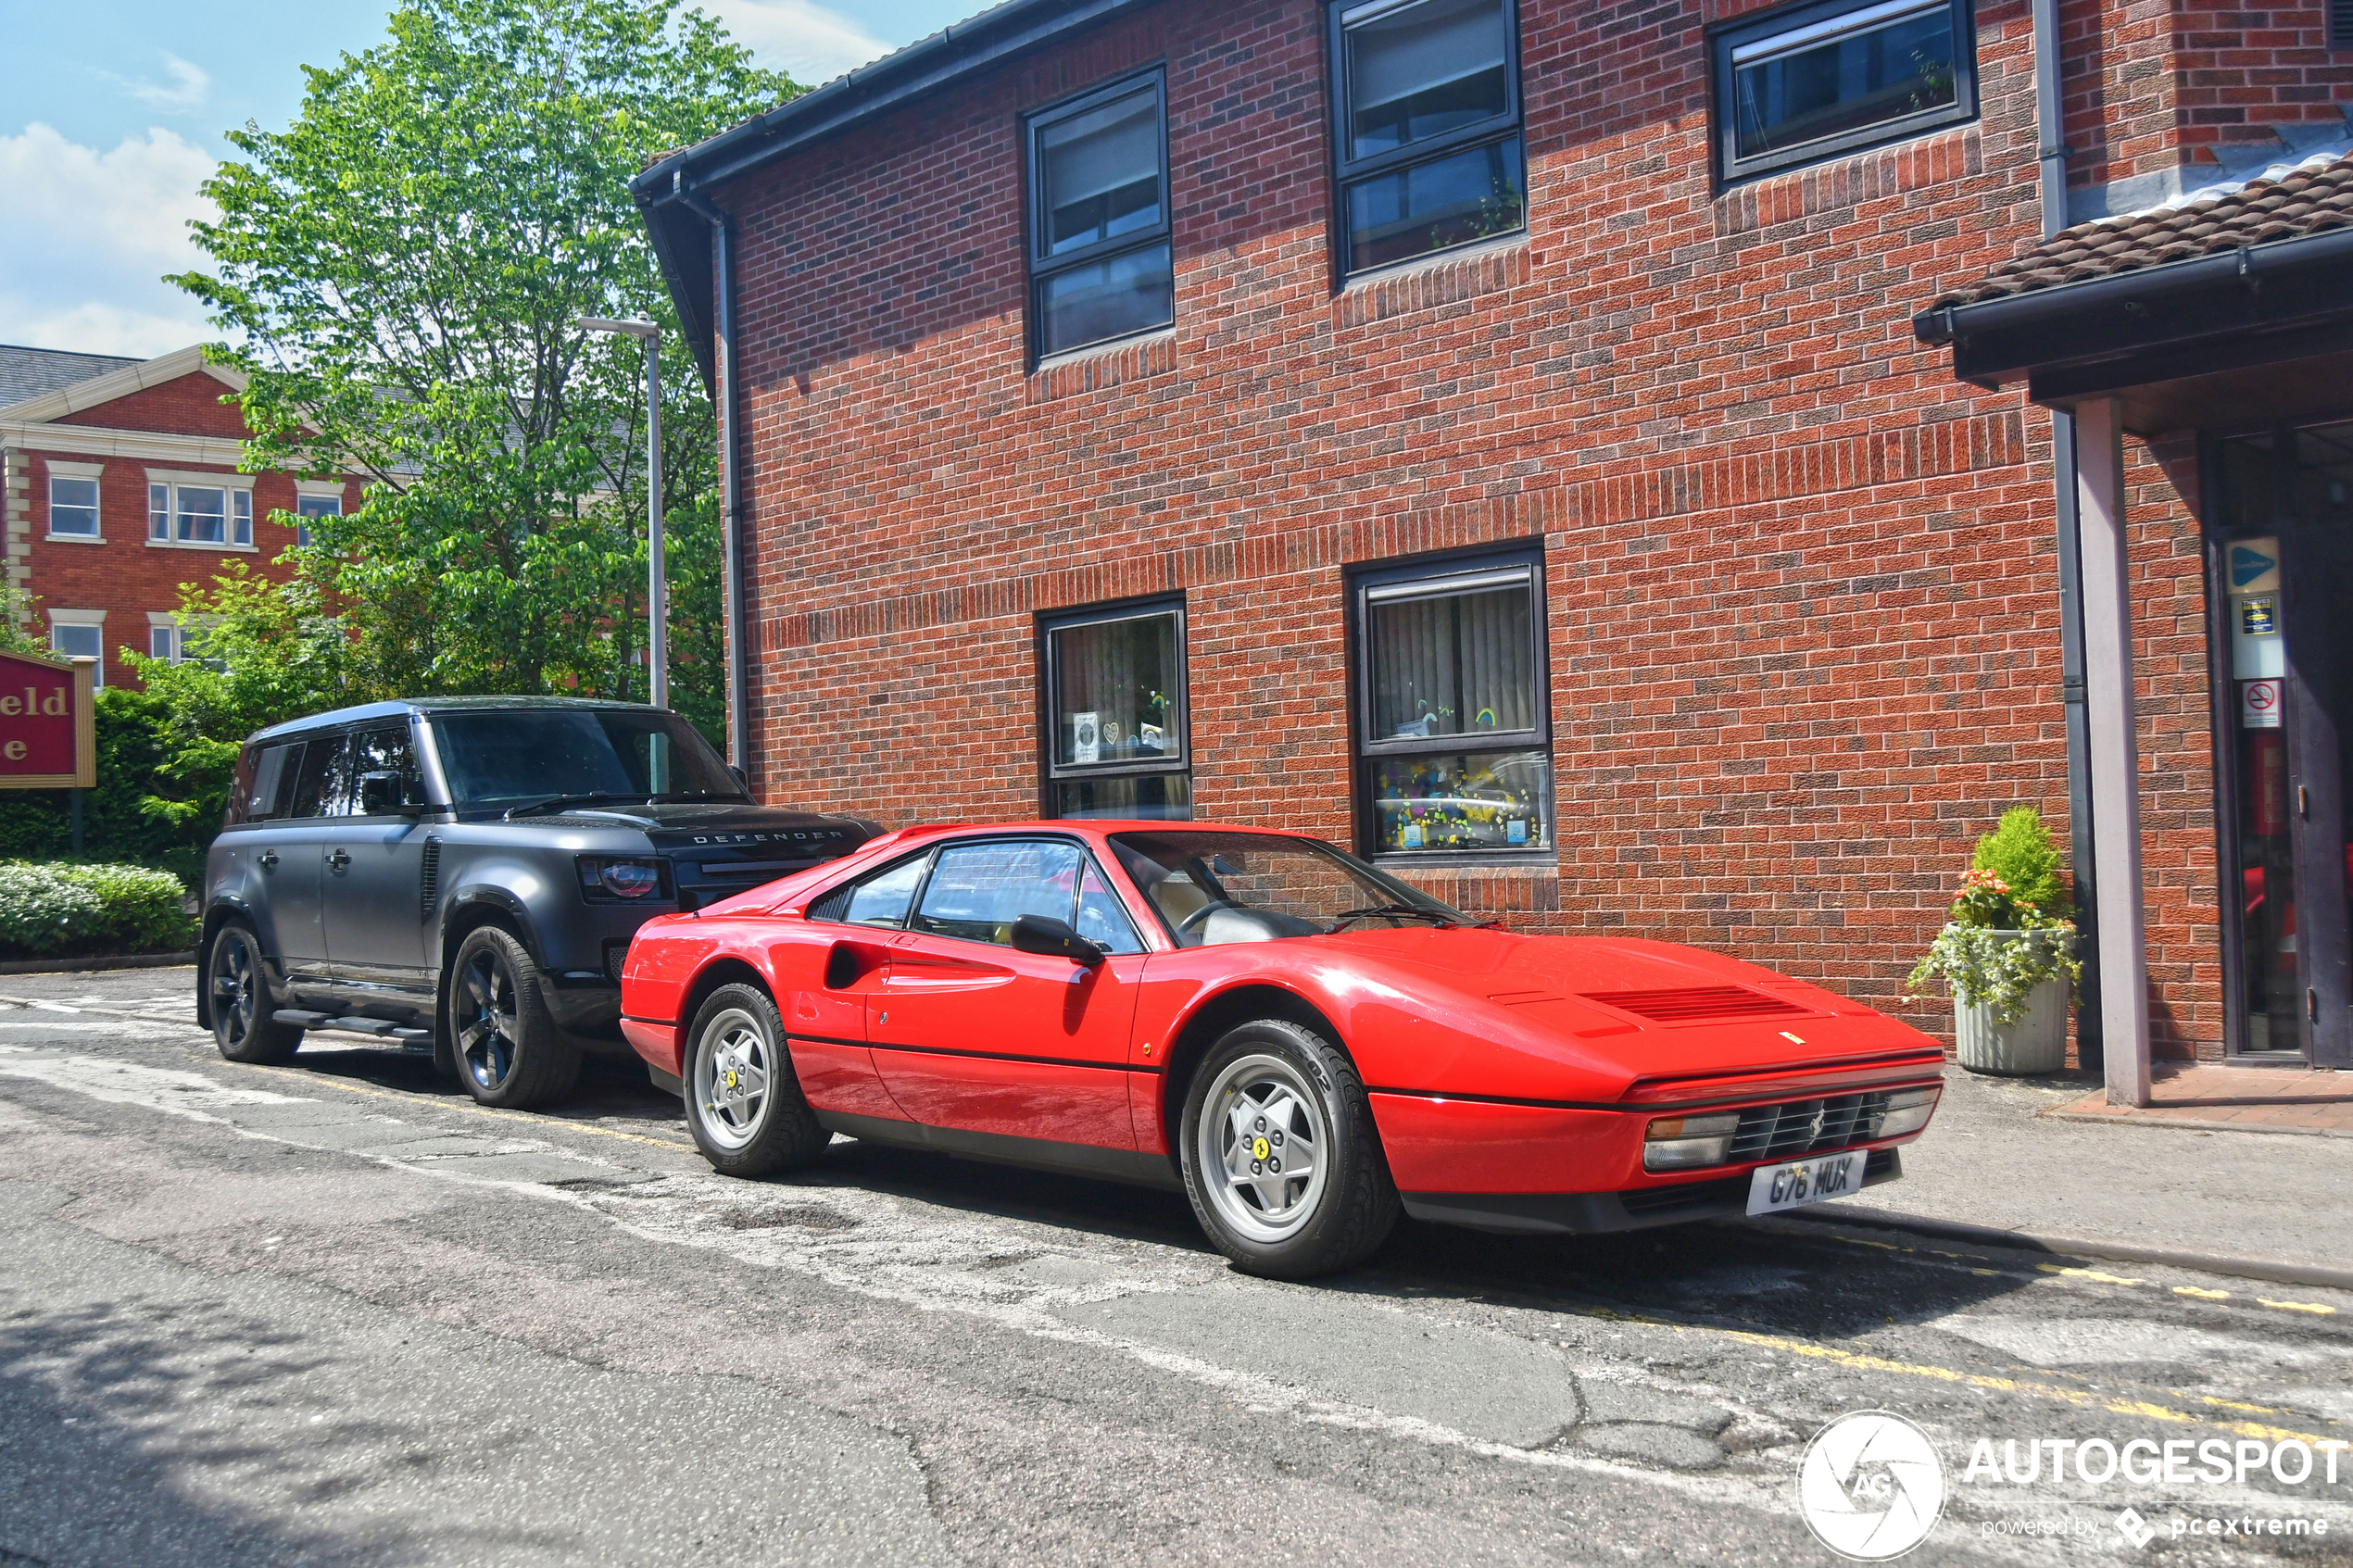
<box><xmin>1798</xmin><ymin>1411</ymin><xmax>1948</xmax><ymax>1561</ymax></box>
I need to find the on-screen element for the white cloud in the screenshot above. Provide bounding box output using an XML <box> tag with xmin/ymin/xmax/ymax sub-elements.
<box><xmin>698</xmin><ymin>0</ymin><xmax>896</xmax><ymax>86</ymax></box>
<box><xmin>0</xmin><ymin>123</ymin><xmax>219</xmax><ymax>358</ymax></box>
<box><xmin>99</xmin><ymin>53</ymin><xmax>212</xmax><ymax>115</ymax></box>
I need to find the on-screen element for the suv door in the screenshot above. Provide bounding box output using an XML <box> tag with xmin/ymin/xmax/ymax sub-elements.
<box><xmin>264</xmin><ymin>731</ymin><xmax>349</xmax><ymax>1003</ymax></box>
<box><xmin>321</xmin><ymin>721</ymin><xmax>434</xmax><ymax>1011</ymax></box>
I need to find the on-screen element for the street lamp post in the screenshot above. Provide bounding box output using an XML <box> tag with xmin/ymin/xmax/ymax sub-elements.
<box><xmin>577</xmin><ymin>316</ymin><xmax>666</xmax><ymax>710</ymax></box>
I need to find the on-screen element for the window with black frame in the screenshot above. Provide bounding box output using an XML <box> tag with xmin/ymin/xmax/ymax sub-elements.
<box><xmin>1353</xmin><ymin>552</ymin><xmax>1552</xmax><ymax>857</ymax></box>
<box><xmin>1026</xmin><ymin>73</ymin><xmax>1174</xmax><ymax>360</ymax></box>
<box><xmin>1713</xmin><ymin>0</ymin><xmax>1975</xmax><ymax>182</ymax></box>
<box><xmin>1042</xmin><ymin>600</ymin><xmax>1190</xmax><ymax>821</ymax></box>
<box><xmin>1330</xmin><ymin>0</ymin><xmax>1526</xmax><ymax>277</ymax></box>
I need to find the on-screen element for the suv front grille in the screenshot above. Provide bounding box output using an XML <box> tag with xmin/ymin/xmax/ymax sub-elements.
<box><xmin>1727</xmin><ymin>1090</ymin><xmax>1895</xmax><ymax>1162</ymax></box>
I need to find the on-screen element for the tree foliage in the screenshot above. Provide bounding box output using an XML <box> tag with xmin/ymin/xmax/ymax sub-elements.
<box><xmin>171</xmin><ymin>0</ymin><xmax>788</xmax><ymax>725</ymax></box>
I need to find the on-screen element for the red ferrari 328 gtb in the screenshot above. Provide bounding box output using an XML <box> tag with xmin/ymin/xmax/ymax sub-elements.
<box><xmin>618</xmin><ymin>822</ymin><xmax>1944</xmax><ymax>1278</ymax></box>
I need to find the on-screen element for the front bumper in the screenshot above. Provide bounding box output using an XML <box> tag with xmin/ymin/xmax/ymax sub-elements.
<box><xmin>1403</xmin><ymin>1148</ymin><xmax>1903</xmax><ymax>1236</ymax></box>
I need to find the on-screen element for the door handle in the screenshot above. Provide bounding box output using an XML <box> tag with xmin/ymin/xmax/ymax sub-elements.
<box><xmin>258</xmin><ymin>851</ymin><xmax>278</xmax><ymax>869</ymax></box>
<box><xmin>326</xmin><ymin>848</ymin><xmax>351</xmax><ymax>871</ymax></box>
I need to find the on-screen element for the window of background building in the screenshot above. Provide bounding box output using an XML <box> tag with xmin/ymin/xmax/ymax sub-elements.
<box><xmin>1026</xmin><ymin>72</ymin><xmax>1173</xmax><ymax>360</ymax></box>
<box><xmin>295</xmin><ymin>490</ymin><xmax>342</xmax><ymax>547</ymax></box>
<box><xmin>46</xmin><ymin>615</ymin><xmax>104</xmax><ymax>688</ymax></box>
<box><xmin>1329</xmin><ymin>0</ymin><xmax>1526</xmax><ymax>277</ymax></box>
<box><xmin>148</xmin><ymin>616</ymin><xmax>218</xmax><ymax>668</ymax></box>
<box><xmin>148</xmin><ymin>480</ymin><xmax>254</xmax><ymax>548</ymax></box>
<box><xmin>1040</xmin><ymin>598</ymin><xmax>1190</xmax><ymax>821</ymax></box>
<box><xmin>1351</xmin><ymin>549</ymin><xmax>1551</xmax><ymax>857</ymax></box>
<box><xmin>45</xmin><ymin>472</ymin><xmax>99</xmax><ymax>538</ymax></box>
<box><xmin>1713</xmin><ymin>0</ymin><xmax>1977</xmax><ymax>182</ymax></box>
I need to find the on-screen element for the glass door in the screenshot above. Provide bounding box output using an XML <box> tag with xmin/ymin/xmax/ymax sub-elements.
<box><xmin>2216</xmin><ymin>422</ymin><xmax>2353</xmax><ymax>1066</ymax></box>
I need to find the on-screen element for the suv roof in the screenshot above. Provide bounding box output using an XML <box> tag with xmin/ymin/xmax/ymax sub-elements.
<box><xmin>249</xmin><ymin>695</ymin><xmax>670</xmax><ymax>742</ymax></box>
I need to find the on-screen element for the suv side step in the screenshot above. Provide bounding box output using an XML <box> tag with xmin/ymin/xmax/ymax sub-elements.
<box><xmin>273</xmin><ymin>1010</ymin><xmax>434</xmax><ymax>1046</ymax></box>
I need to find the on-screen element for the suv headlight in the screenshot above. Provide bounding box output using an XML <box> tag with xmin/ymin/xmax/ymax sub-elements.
<box><xmin>1642</xmin><ymin>1111</ymin><xmax>1742</xmax><ymax>1172</ymax></box>
<box><xmin>1876</xmin><ymin>1085</ymin><xmax>1941</xmax><ymax>1137</ymax></box>
<box><xmin>577</xmin><ymin>856</ymin><xmax>671</xmax><ymax>903</ymax></box>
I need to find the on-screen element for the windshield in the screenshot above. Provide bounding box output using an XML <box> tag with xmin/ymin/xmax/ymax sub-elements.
<box><xmin>1108</xmin><ymin>831</ymin><xmax>1474</xmax><ymax>947</ymax></box>
<box><xmin>429</xmin><ymin>709</ymin><xmax>742</xmax><ymax>811</ymax></box>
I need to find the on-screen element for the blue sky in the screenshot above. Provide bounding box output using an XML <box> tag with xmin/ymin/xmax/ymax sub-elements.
<box><xmin>0</xmin><ymin>0</ymin><xmax>977</xmax><ymax>358</ymax></box>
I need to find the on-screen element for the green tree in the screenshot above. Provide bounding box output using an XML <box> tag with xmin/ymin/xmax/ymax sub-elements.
<box><xmin>173</xmin><ymin>0</ymin><xmax>789</xmax><ymax>733</ymax></box>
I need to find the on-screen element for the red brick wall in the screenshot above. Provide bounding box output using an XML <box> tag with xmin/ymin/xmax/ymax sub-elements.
<box><xmin>2063</xmin><ymin>0</ymin><xmax>2350</xmax><ymax>196</ymax></box>
<box><xmin>716</xmin><ymin>0</ymin><xmax>2230</xmax><ymax>1055</ymax></box>
<box><xmin>22</xmin><ymin>450</ymin><xmax>352</xmax><ymax>691</ymax></box>
<box><xmin>52</xmin><ymin>372</ymin><xmax>250</xmax><ymax>440</ymax></box>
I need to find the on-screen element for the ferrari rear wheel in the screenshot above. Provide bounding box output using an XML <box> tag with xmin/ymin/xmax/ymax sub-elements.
<box><xmin>1179</xmin><ymin>1019</ymin><xmax>1398</xmax><ymax>1279</ymax></box>
<box><xmin>683</xmin><ymin>983</ymin><xmax>828</xmax><ymax>1179</ymax></box>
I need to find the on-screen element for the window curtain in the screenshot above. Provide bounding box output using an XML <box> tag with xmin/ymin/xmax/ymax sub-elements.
<box><xmin>1370</xmin><ymin>582</ymin><xmax>1532</xmax><ymax>739</ymax></box>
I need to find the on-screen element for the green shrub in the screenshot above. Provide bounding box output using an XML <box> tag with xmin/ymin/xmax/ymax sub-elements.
<box><xmin>1969</xmin><ymin>805</ymin><xmax>2070</xmax><ymax>922</ymax></box>
<box><xmin>0</xmin><ymin>862</ymin><xmax>194</xmax><ymax>959</ymax></box>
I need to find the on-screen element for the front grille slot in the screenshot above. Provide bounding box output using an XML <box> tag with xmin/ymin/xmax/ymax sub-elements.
<box><xmin>1581</xmin><ymin>985</ymin><xmax>1809</xmax><ymax>1022</ymax></box>
<box><xmin>1725</xmin><ymin>1089</ymin><xmax>1894</xmax><ymax>1162</ymax></box>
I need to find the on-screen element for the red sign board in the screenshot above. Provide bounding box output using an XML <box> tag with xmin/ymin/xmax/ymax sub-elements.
<box><xmin>0</xmin><ymin>648</ymin><xmax>95</xmax><ymax>788</ymax></box>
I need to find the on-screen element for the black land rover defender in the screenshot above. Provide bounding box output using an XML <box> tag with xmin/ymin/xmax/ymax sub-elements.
<box><xmin>197</xmin><ymin>696</ymin><xmax>877</xmax><ymax>1108</ymax></box>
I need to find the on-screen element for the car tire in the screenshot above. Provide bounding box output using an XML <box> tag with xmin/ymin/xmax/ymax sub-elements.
<box><xmin>682</xmin><ymin>983</ymin><xmax>828</xmax><ymax>1178</ymax></box>
<box><xmin>1178</xmin><ymin>1018</ymin><xmax>1399</xmax><ymax>1280</ymax></box>
<box><xmin>208</xmin><ymin>920</ymin><xmax>302</xmax><ymax>1065</ymax></box>
<box><xmin>447</xmin><ymin>925</ymin><xmax>579</xmax><ymax>1110</ymax></box>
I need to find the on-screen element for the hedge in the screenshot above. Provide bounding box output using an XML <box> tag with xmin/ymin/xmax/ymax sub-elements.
<box><xmin>0</xmin><ymin>862</ymin><xmax>195</xmax><ymax>959</ymax></box>
<box><xmin>0</xmin><ymin>688</ymin><xmax>213</xmax><ymax>886</ymax></box>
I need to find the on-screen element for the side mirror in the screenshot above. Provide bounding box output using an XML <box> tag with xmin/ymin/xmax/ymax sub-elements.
<box><xmin>726</xmin><ymin>763</ymin><xmax>749</xmax><ymax>794</ymax></box>
<box><xmin>359</xmin><ymin>771</ymin><xmax>422</xmax><ymax>816</ymax></box>
<box><xmin>1012</xmin><ymin>913</ymin><xmax>1104</xmax><ymax>967</ymax></box>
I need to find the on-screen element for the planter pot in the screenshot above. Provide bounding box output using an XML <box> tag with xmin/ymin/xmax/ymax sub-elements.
<box><xmin>1953</xmin><ymin>930</ymin><xmax>2070</xmax><ymax>1074</ymax></box>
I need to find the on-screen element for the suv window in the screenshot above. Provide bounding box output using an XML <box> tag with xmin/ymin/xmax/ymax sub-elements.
<box><xmin>287</xmin><ymin>732</ymin><xmax>349</xmax><ymax>819</ymax></box>
<box><xmin>349</xmin><ymin>723</ymin><xmax>426</xmax><ymax>815</ymax></box>
<box><xmin>913</xmin><ymin>841</ymin><xmax>1086</xmax><ymax>947</ymax></box>
<box><xmin>429</xmin><ymin>708</ymin><xmax>739</xmax><ymax>811</ymax></box>
<box><xmin>243</xmin><ymin>740</ymin><xmax>305</xmax><ymax>821</ymax></box>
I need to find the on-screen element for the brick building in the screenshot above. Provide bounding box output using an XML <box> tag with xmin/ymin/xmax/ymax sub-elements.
<box><xmin>0</xmin><ymin>345</ymin><xmax>360</xmax><ymax>692</ymax></box>
<box><xmin>633</xmin><ymin>0</ymin><xmax>2353</xmax><ymax>1072</ymax></box>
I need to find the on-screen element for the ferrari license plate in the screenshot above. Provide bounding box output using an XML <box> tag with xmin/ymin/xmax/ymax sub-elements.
<box><xmin>1745</xmin><ymin>1150</ymin><xmax>1868</xmax><ymax>1216</ymax></box>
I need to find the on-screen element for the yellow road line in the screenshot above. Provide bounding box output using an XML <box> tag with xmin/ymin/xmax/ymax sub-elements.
<box><xmin>2259</xmin><ymin>1298</ymin><xmax>2338</xmax><ymax>1315</ymax></box>
<box><xmin>229</xmin><ymin>1060</ymin><xmax>696</xmax><ymax>1156</ymax></box>
<box><xmin>2175</xmin><ymin>1286</ymin><xmax>2231</xmax><ymax>1300</ymax></box>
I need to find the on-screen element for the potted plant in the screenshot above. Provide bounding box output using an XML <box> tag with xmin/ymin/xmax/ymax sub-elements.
<box><xmin>1906</xmin><ymin>807</ymin><xmax>2082</xmax><ymax>1074</ymax></box>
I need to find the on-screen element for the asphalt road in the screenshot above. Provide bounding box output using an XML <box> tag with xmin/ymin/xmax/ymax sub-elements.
<box><xmin>3</xmin><ymin>969</ymin><xmax>2350</xmax><ymax>1566</ymax></box>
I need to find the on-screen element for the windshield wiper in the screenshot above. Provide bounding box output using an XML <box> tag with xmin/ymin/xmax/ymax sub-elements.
<box><xmin>1329</xmin><ymin>903</ymin><xmax>1462</xmax><ymax>929</ymax></box>
<box><xmin>505</xmin><ymin>792</ymin><xmax>648</xmax><ymax>820</ymax></box>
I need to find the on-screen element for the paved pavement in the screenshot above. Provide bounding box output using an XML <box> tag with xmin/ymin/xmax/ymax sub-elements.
<box><xmin>3</xmin><ymin>968</ymin><xmax>2352</xmax><ymax>1563</ymax></box>
<box><xmin>2053</xmin><ymin>1065</ymin><xmax>2353</xmax><ymax>1137</ymax></box>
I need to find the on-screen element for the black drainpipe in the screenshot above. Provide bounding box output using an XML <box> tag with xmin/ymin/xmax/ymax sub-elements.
<box><xmin>677</xmin><ymin>178</ymin><xmax>751</xmax><ymax>776</ymax></box>
<box><xmin>2032</xmin><ymin>0</ymin><xmax>2101</xmax><ymax>1067</ymax></box>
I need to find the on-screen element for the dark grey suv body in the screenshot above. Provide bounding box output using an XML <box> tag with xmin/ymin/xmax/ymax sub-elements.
<box><xmin>198</xmin><ymin>696</ymin><xmax>875</xmax><ymax>1104</ymax></box>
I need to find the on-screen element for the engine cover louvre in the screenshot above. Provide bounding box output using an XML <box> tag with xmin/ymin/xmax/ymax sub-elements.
<box><xmin>1579</xmin><ymin>985</ymin><xmax>1810</xmax><ymax>1023</ymax></box>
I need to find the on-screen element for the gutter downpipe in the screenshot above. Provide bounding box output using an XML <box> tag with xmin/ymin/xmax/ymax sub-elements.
<box><xmin>2033</xmin><ymin>0</ymin><xmax>2102</xmax><ymax>1069</ymax></box>
<box><xmin>677</xmin><ymin>178</ymin><xmax>750</xmax><ymax>775</ymax></box>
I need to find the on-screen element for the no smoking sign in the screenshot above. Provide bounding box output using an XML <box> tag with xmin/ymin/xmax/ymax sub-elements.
<box><xmin>2242</xmin><ymin>678</ymin><xmax>2283</xmax><ymax>730</ymax></box>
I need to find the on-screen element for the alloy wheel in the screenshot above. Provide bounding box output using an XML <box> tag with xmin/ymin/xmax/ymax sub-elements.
<box><xmin>1196</xmin><ymin>1052</ymin><xmax>1331</xmax><ymax>1244</ymax></box>
<box><xmin>211</xmin><ymin>932</ymin><xmax>256</xmax><ymax>1044</ymax></box>
<box><xmin>458</xmin><ymin>947</ymin><xmax>521</xmax><ymax>1091</ymax></box>
<box><xmin>693</xmin><ymin>1007</ymin><xmax>773</xmax><ymax>1150</ymax></box>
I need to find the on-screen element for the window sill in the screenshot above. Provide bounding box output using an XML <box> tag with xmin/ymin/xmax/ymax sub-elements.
<box><xmin>145</xmin><ymin>539</ymin><xmax>258</xmax><ymax>553</ymax></box>
<box><xmin>44</xmin><ymin>533</ymin><xmax>105</xmax><ymax>545</ymax></box>
<box><xmin>1713</xmin><ymin>121</ymin><xmax>1979</xmax><ymax>232</ymax></box>
<box><xmin>1371</xmin><ymin>849</ymin><xmax>1556</xmax><ymax>872</ymax></box>
<box><xmin>1332</xmin><ymin>235</ymin><xmax>1530</xmax><ymax>330</ymax></box>
<box><xmin>1027</xmin><ymin>330</ymin><xmax>1177</xmax><ymax>405</ymax></box>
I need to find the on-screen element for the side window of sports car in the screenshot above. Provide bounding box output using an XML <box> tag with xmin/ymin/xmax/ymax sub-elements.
<box><xmin>809</xmin><ymin>854</ymin><xmax>931</xmax><ymax>928</ymax></box>
<box><xmin>912</xmin><ymin>840</ymin><xmax>1087</xmax><ymax>946</ymax></box>
<box><xmin>1074</xmin><ymin>859</ymin><xmax>1146</xmax><ymax>955</ymax></box>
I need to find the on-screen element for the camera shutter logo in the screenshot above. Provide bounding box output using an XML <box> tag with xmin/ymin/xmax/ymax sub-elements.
<box><xmin>1797</xmin><ymin>1411</ymin><xmax>1946</xmax><ymax>1561</ymax></box>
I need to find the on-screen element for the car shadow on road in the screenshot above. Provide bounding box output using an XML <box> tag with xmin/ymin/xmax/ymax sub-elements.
<box><xmin>280</xmin><ymin>1043</ymin><xmax>692</xmax><ymax>1135</ymax></box>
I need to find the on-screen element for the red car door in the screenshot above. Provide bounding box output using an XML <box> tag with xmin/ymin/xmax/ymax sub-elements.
<box><xmin>868</xmin><ymin>839</ymin><xmax>1145</xmax><ymax>1150</ymax></box>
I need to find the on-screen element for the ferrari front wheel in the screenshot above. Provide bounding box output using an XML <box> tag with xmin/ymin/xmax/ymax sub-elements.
<box><xmin>1178</xmin><ymin>1019</ymin><xmax>1399</xmax><ymax>1280</ymax></box>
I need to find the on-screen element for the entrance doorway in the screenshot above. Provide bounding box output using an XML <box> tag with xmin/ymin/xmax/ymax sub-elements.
<box><xmin>2215</xmin><ymin>420</ymin><xmax>2353</xmax><ymax>1067</ymax></box>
